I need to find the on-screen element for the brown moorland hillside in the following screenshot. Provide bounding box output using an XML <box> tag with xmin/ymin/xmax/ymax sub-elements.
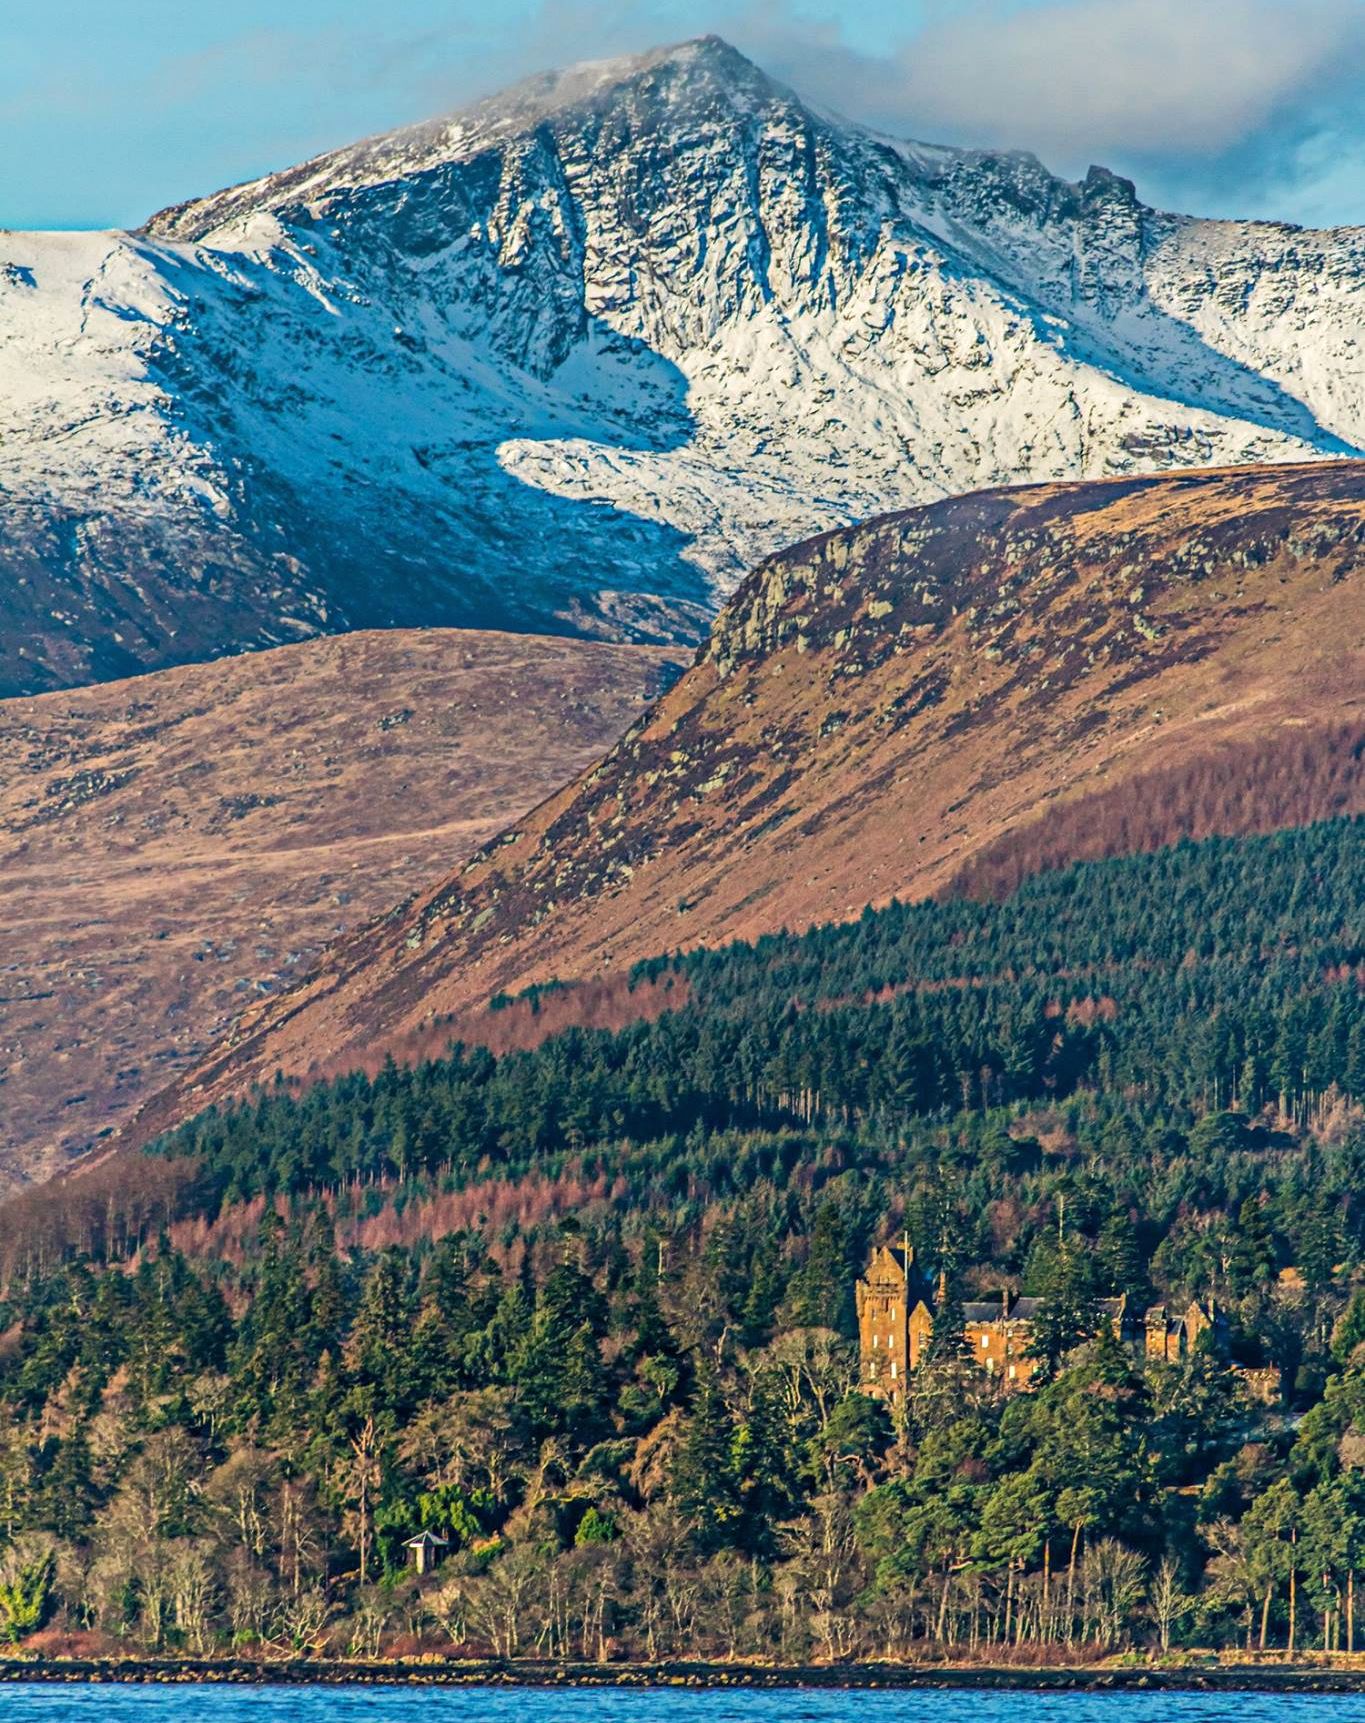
<box><xmin>0</xmin><ymin>630</ymin><xmax>681</xmax><ymax>1187</ymax></box>
<box><xmin>122</xmin><ymin>460</ymin><xmax>1365</xmax><ymax>1148</ymax></box>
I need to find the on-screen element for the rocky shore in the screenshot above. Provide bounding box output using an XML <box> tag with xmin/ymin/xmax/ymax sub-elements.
<box><xmin>3</xmin><ymin>1657</ymin><xmax>1365</xmax><ymax>1692</ymax></box>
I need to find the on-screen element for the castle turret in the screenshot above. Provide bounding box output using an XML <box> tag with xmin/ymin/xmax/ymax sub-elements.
<box><xmin>856</xmin><ymin>1239</ymin><xmax>934</xmax><ymax>1406</ymax></box>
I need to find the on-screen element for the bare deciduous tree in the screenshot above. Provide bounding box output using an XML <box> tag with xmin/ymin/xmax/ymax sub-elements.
<box><xmin>1150</xmin><ymin>1553</ymin><xmax>1190</xmax><ymax>1653</ymax></box>
<box><xmin>783</xmin><ymin>1492</ymin><xmax>864</xmax><ymax>1660</ymax></box>
<box><xmin>334</xmin><ymin>1418</ymin><xmax>382</xmax><ymax>1585</ymax></box>
<box><xmin>1082</xmin><ymin>1538</ymin><xmax>1146</xmax><ymax>1647</ymax></box>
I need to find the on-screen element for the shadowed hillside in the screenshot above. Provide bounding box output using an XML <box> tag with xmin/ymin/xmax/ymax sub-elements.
<box><xmin>0</xmin><ymin>630</ymin><xmax>681</xmax><ymax>1185</ymax></box>
<box><xmin>945</xmin><ymin>721</ymin><xmax>1365</xmax><ymax>900</ymax></box>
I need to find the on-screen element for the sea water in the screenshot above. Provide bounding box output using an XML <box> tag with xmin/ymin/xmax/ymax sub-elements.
<box><xmin>0</xmin><ymin>1687</ymin><xmax>1354</xmax><ymax>1723</ymax></box>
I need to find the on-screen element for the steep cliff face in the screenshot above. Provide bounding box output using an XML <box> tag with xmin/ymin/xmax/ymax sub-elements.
<box><xmin>122</xmin><ymin>460</ymin><xmax>1365</xmax><ymax>1146</ymax></box>
<box><xmin>4</xmin><ymin>38</ymin><xmax>1365</xmax><ymax>694</ymax></box>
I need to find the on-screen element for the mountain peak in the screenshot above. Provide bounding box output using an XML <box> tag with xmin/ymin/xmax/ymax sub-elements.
<box><xmin>1081</xmin><ymin>163</ymin><xmax>1139</xmax><ymax>206</ymax></box>
<box><xmin>145</xmin><ymin>34</ymin><xmax>788</xmax><ymax>243</ymax></box>
<box><xmin>454</xmin><ymin>32</ymin><xmax>784</xmax><ymax>136</ymax></box>
<box><xmin>17</xmin><ymin>26</ymin><xmax>1365</xmax><ymax>718</ymax></box>
<box><xmin>647</xmin><ymin>33</ymin><xmax>773</xmax><ymax>82</ymax></box>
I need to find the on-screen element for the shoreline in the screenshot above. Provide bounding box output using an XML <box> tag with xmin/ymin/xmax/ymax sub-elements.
<box><xmin>4</xmin><ymin>1656</ymin><xmax>1365</xmax><ymax>1693</ymax></box>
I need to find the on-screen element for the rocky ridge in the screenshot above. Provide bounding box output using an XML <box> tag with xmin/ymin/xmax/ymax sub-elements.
<box><xmin>121</xmin><ymin>460</ymin><xmax>1365</xmax><ymax>1146</ymax></box>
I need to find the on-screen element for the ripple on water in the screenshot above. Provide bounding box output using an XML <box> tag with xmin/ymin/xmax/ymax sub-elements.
<box><xmin>0</xmin><ymin>1687</ymin><xmax>1355</xmax><ymax>1723</ymax></box>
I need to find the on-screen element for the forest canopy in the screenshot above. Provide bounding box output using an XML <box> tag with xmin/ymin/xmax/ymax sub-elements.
<box><xmin>2</xmin><ymin>816</ymin><xmax>1365</xmax><ymax>1663</ymax></box>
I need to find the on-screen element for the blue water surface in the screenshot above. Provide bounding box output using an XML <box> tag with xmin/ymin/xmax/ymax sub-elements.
<box><xmin>0</xmin><ymin>1686</ymin><xmax>1355</xmax><ymax>1723</ymax></box>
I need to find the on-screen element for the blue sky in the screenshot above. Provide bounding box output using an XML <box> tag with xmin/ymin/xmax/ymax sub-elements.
<box><xmin>5</xmin><ymin>0</ymin><xmax>1365</xmax><ymax>230</ymax></box>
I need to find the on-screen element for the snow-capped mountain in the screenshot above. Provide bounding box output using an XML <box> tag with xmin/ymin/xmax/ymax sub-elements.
<box><xmin>4</xmin><ymin>35</ymin><xmax>1365</xmax><ymax>694</ymax></box>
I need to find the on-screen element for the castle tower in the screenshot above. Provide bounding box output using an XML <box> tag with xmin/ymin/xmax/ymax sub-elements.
<box><xmin>856</xmin><ymin>1239</ymin><xmax>934</xmax><ymax>1406</ymax></box>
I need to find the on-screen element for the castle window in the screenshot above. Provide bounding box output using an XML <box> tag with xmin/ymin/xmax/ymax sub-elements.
<box><xmin>890</xmin><ymin>1361</ymin><xmax>897</xmax><ymax>1379</ymax></box>
<box><xmin>872</xmin><ymin>1333</ymin><xmax>879</xmax><ymax>1348</ymax></box>
<box><xmin>980</xmin><ymin>1335</ymin><xmax>990</xmax><ymax>1349</ymax></box>
<box><xmin>1008</xmin><ymin>1364</ymin><xmax>1017</xmax><ymax>1380</ymax></box>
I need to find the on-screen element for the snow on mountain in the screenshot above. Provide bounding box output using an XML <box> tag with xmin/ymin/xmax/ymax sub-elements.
<box><xmin>3</xmin><ymin>34</ymin><xmax>1364</xmax><ymax>694</ymax></box>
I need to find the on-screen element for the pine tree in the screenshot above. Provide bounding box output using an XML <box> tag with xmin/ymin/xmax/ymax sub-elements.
<box><xmin>670</xmin><ymin>1361</ymin><xmax>740</xmax><ymax>1552</ymax></box>
<box><xmin>511</xmin><ymin>1259</ymin><xmax>608</xmax><ymax>1443</ymax></box>
<box><xmin>783</xmin><ymin>1203</ymin><xmax>854</xmax><ymax>1332</ymax></box>
<box><xmin>1026</xmin><ymin>1247</ymin><xmax>1102</xmax><ymax>1382</ymax></box>
<box><xmin>1227</xmin><ymin>1195</ymin><xmax>1277</xmax><ymax>1296</ymax></box>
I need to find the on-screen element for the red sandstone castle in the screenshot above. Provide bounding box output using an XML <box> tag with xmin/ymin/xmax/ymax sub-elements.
<box><xmin>856</xmin><ymin>1241</ymin><xmax>1278</xmax><ymax>1405</ymax></box>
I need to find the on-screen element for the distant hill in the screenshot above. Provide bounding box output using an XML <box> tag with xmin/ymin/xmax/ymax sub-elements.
<box><xmin>120</xmin><ymin>460</ymin><xmax>1365</xmax><ymax>1147</ymax></box>
<box><xmin>5</xmin><ymin>37</ymin><xmax>1365</xmax><ymax>693</ymax></box>
<box><xmin>0</xmin><ymin>629</ymin><xmax>680</xmax><ymax>1186</ymax></box>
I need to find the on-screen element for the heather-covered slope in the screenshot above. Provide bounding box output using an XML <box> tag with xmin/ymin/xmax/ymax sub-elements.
<box><xmin>0</xmin><ymin>629</ymin><xmax>680</xmax><ymax>1186</ymax></box>
<box><xmin>123</xmin><ymin>460</ymin><xmax>1365</xmax><ymax>1144</ymax></box>
<box><xmin>5</xmin><ymin>39</ymin><xmax>1365</xmax><ymax>693</ymax></box>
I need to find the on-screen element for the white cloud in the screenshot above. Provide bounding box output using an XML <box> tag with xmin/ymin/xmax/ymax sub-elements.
<box><xmin>445</xmin><ymin>0</ymin><xmax>1365</xmax><ymax>219</ymax></box>
<box><xmin>739</xmin><ymin>0</ymin><xmax>1365</xmax><ymax>218</ymax></box>
<box><xmin>20</xmin><ymin>0</ymin><xmax>1364</xmax><ymax>228</ymax></box>
<box><xmin>125</xmin><ymin>0</ymin><xmax>1365</xmax><ymax>222</ymax></box>
<box><xmin>898</xmin><ymin>0</ymin><xmax>1356</xmax><ymax>154</ymax></box>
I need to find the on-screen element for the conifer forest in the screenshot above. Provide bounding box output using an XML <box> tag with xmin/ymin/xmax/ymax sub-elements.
<box><xmin>4</xmin><ymin>819</ymin><xmax>1365</xmax><ymax>1663</ymax></box>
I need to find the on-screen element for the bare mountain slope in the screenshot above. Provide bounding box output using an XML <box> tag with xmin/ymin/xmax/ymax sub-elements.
<box><xmin>0</xmin><ymin>630</ymin><xmax>679</xmax><ymax>1186</ymax></box>
<box><xmin>123</xmin><ymin>460</ymin><xmax>1365</xmax><ymax>1145</ymax></box>
<box><xmin>5</xmin><ymin>39</ymin><xmax>1365</xmax><ymax>693</ymax></box>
